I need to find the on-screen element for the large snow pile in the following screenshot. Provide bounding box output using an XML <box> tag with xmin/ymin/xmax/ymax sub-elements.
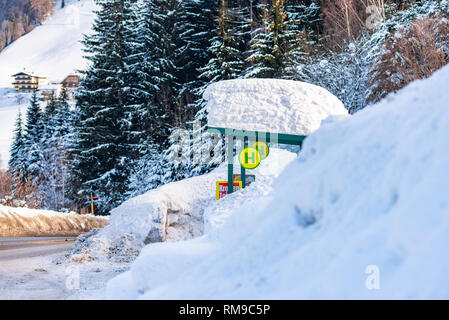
<box><xmin>205</xmin><ymin>79</ymin><xmax>348</xmax><ymax>135</ymax></box>
<box><xmin>0</xmin><ymin>205</ymin><xmax>107</xmax><ymax>237</ymax></box>
<box><xmin>106</xmin><ymin>65</ymin><xmax>449</xmax><ymax>299</ymax></box>
<box><xmin>0</xmin><ymin>0</ymin><xmax>97</xmax><ymax>86</ymax></box>
<box><xmin>67</xmin><ymin>148</ymin><xmax>296</xmax><ymax>263</ymax></box>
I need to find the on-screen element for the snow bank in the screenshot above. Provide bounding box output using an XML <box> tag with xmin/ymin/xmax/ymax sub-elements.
<box><xmin>205</xmin><ymin>79</ymin><xmax>348</xmax><ymax>135</ymax></box>
<box><xmin>107</xmin><ymin>65</ymin><xmax>449</xmax><ymax>299</ymax></box>
<box><xmin>0</xmin><ymin>205</ymin><xmax>107</xmax><ymax>237</ymax></box>
<box><xmin>68</xmin><ymin>148</ymin><xmax>296</xmax><ymax>263</ymax></box>
<box><xmin>0</xmin><ymin>0</ymin><xmax>97</xmax><ymax>86</ymax></box>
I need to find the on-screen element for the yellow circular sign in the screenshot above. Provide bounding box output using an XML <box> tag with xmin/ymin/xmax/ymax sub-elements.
<box><xmin>251</xmin><ymin>141</ymin><xmax>270</xmax><ymax>160</ymax></box>
<box><xmin>239</xmin><ymin>147</ymin><xmax>261</xmax><ymax>169</ymax></box>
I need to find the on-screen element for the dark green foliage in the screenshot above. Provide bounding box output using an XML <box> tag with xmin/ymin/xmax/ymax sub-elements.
<box><xmin>8</xmin><ymin>111</ymin><xmax>26</xmax><ymax>190</ymax></box>
<box><xmin>71</xmin><ymin>0</ymin><xmax>138</xmax><ymax>214</ymax></box>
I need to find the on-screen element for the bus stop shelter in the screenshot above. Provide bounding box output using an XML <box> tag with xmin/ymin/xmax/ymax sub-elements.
<box><xmin>203</xmin><ymin>78</ymin><xmax>348</xmax><ymax>196</ymax></box>
<box><xmin>207</xmin><ymin>126</ymin><xmax>307</xmax><ymax>194</ymax></box>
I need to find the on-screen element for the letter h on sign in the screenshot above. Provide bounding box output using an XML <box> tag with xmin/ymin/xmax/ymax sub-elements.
<box><xmin>246</xmin><ymin>150</ymin><xmax>257</xmax><ymax>164</ymax></box>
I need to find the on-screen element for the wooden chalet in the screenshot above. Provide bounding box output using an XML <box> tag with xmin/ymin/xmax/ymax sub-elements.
<box><xmin>61</xmin><ymin>74</ymin><xmax>80</xmax><ymax>88</ymax></box>
<box><xmin>12</xmin><ymin>72</ymin><xmax>47</xmax><ymax>93</ymax></box>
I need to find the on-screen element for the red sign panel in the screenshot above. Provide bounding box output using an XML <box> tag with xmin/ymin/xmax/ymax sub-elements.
<box><xmin>216</xmin><ymin>181</ymin><xmax>243</xmax><ymax>200</ymax></box>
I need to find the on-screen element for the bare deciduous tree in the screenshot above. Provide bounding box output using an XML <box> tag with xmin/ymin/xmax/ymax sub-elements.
<box><xmin>368</xmin><ymin>14</ymin><xmax>449</xmax><ymax>103</ymax></box>
<box><xmin>322</xmin><ymin>0</ymin><xmax>386</xmax><ymax>45</ymax></box>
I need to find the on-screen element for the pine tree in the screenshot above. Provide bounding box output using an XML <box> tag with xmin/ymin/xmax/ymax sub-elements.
<box><xmin>127</xmin><ymin>0</ymin><xmax>208</xmax><ymax>191</ymax></box>
<box><xmin>246</xmin><ymin>0</ymin><xmax>302</xmax><ymax>78</ymax></box>
<box><xmin>200</xmin><ymin>0</ymin><xmax>245</xmax><ymax>83</ymax></box>
<box><xmin>55</xmin><ymin>88</ymin><xmax>72</xmax><ymax>133</ymax></box>
<box><xmin>44</xmin><ymin>93</ymin><xmax>57</xmax><ymax>116</ymax></box>
<box><xmin>126</xmin><ymin>144</ymin><xmax>164</xmax><ymax>198</ymax></box>
<box><xmin>39</xmin><ymin>88</ymin><xmax>74</xmax><ymax>210</ymax></box>
<box><xmin>23</xmin><ymin>93</ymin><xmax>43</xmax><ymax>178</ymax></box>
<box><xmin>132</xmin><ymin>0</ymin><xmax>177</xmax><ymax>148</ymax></box>
<box><xmin>178</xmin><ymin>0</ymin><xmax>246</xmax><ymax>179</ymax></box>
<box><xmin>19</xmin><ymin>93</ymin><xmax>44</xmax><ymax>207</ymax></box>
<box><xmin>72</xmin><ymin>0</ymin><xmax>139</xmax><ymax>214</ymax></box>
<box><xmin>126</xmin><ymin>0</ymin><xmax>172</xmax><ymax>192</ymax></box>
<box><xmin>176</xmin><ymin>0</ymin><xmax>216</xmax><ymax>113</ymax></box>
<box><xmin>8</xmin><ymin>111</ymin><xmax>26</xmax><ymax>192</ymax></box>
<box><xmin>228</xmin><ymin>0</ymin><xmax>255</xmax><ymax>57</ymax></box>
<box><xmin>41</xmin><ymin>94</ymin><xmax>58</xmax><ymax>149</ymax></box>
<box><xmin>286</xmin><ymin>0</ymin><xmax>322</xmax><ymax>35</ymax></box>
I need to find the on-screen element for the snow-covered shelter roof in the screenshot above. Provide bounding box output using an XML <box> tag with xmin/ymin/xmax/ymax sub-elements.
<box><xmin>204</xmin><ymin>79</ymin><xmax>348</xmax><ymax>136</ymax></box>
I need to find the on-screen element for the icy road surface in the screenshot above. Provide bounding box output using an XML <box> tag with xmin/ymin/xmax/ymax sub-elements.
<box><xmin>0</xmin><ymin>237</ymin><xmax>75</xmax><ymax>261</ymax></box>
<box><xmin>0</xmin><ymin>237</ymin><xmax>130</xmax><ymax>300</ymax></box>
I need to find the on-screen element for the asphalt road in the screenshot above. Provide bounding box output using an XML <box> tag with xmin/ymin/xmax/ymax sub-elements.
<box><xmin>0</xmin><ymin>237</ymin><xmax>76</xmax><ymax>261</ymax></box>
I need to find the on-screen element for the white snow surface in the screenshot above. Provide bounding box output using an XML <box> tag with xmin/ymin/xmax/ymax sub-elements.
<box><xmin>0</xmin><ymin>251</ymin><xmax>129</xmax><ymax>300</ymax></box>
<box><xmin>205</xmin><ymin>78</ymin><xmax>348</xmax><ymax>136</ymax></box>
<box><xmin>0</xmin><ymin>205</ymin><xmax>108</xmax><ymax>237</ymax></box>
<box><xmin>106</xmin><ymin>65</ymin><xmax>449</xmax><ymax>299</ymax></box>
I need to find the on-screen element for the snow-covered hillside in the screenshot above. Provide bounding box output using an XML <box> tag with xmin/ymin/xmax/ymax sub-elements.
<box><xmin>106</xmin><ymin>64</ymin><xmax>449</xmax><ymax>299</ymax></box>
<box><xmin>0</xmin><ymin>0</ymin><xmax>96</xmax><ymax>168</ymax></box>
<box><xmin>0</xmin><ymin>0</ymin><xmax>96</xmax><ymax>86</ymax></box>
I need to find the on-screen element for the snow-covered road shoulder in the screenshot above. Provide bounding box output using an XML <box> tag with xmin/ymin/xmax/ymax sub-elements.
<box><xmin>0</xmin><ymin>205</ymin><xmax>107</xmax><ymax>237</ymax></box>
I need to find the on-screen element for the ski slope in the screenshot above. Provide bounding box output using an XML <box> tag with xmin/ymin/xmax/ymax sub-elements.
<box><xmin>106</xmin><ymin>64</ymin><xmax>449</xmax><ymax>299</ymax></box>
<box><xmin>0</xmin><ymin>0</ymin><xmax>96</xmax><ymax>86</ymax></box>
<box><xmin>0</xmin><ymin>0</ymin><xmax>97</xmax><ymax>168</ymax></box>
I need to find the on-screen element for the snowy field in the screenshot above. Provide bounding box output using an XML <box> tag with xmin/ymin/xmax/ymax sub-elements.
<box><xmin>0</xmin><ymin>0</ymin><xmax>96</xmax><ymax>168</ymax></box>
<box><xmin>103</xmin><ymin>65</ymin><xmax>449</xmax><ymax>299</ymax></box>
<box><xmin>0</xmin><ymin>205</ymin><xmax>107</xmax><ymax>237</ymax></box>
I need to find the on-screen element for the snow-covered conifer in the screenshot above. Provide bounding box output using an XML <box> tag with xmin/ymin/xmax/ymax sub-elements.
<box><xmin>72</xmin><ymin>0</ymin><xmax>139</xmax><ymax>214</ymax></box>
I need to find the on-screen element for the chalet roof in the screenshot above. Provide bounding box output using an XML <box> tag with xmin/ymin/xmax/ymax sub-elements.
<box><xmin>12</xmin><ymin>72</ymin><xmax>31</xmax><ymax>77</ymax></box>
<box><xmin>61</xmin><ymin>74</ymin><xmax>80</xmax><ymax>82</ymax></box>
<box><xmin>11</xmin><ymin>72</ymin><xmax>46</xmax><ymax>78</ymax></box>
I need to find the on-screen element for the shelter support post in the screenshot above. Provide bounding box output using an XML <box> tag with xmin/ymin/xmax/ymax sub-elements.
<box><xmin>227</xmin><ymin>134</ymin><xmax>234</xmax><ymax>194</ymax></box>
<box><xmin>241</xmin><ymin>136</ymin><xmax>248</xmax><ymax>188</ymax></box>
